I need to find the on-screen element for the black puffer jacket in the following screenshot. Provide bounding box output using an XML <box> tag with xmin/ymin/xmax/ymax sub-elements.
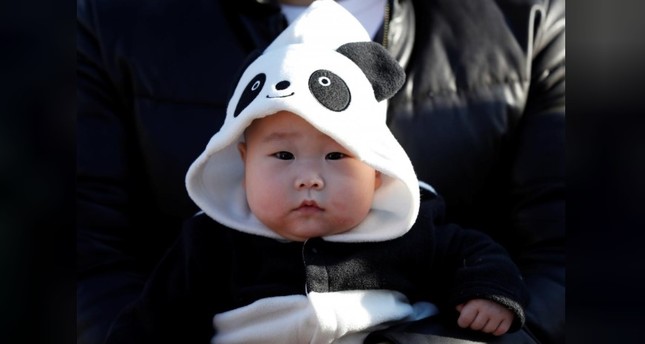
<box><xmin>77</xmin><ymin>0</ymin><xmax>564</xmax><ymax>343</ymax></box>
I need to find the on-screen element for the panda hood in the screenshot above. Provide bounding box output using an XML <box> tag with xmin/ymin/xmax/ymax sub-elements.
<box><xmin>185</xmin><ymin>0</ymin><xmax>419</xmax><ymax>242</ymax></box>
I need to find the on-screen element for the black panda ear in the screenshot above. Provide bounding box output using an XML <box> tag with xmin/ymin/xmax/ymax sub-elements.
<box><xmin>336</xmin><ymin>42</ymin><xmax>405</xmax><ymax>101</ymax></box>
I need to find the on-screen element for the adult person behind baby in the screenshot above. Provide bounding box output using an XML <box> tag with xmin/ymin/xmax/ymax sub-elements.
<box><xmin>77</xmin><ymin>0</ymin><xmax>565</xmax><ymax>343</ymax></box>
<box><xmin>104</xmin><ymin>3</ymin><xmax>527</xmax><ymax>342</ymax></box>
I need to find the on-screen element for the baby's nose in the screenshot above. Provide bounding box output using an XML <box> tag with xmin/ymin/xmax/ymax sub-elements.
<box><xmin>295</xmin><ymin>174</ymin><xmax>324</xmax><ymax>190</ymax></box>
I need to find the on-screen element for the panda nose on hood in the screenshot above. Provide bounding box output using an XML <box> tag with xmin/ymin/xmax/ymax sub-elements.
<box><xmin>266</xmin><ymin>80</ymin><xmax>295</xmax><ymax>99</ymax></box>
<box><xmin>275</xmin><ymin>80</ymin><xmax>290</xmax><ymax>90</ymax></box>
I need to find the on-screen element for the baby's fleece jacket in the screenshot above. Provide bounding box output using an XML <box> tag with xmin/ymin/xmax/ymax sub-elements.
<box><xmin>105</xmin><ymin>196</ymin><xmax>529</xmax><ymax>344</ymax></box>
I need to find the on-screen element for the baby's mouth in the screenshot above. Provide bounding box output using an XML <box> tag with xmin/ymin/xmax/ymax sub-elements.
<box><xmin>296</xmin><ymin>200</ymin><xmax>324</xmax><ymax>211</ymax></box>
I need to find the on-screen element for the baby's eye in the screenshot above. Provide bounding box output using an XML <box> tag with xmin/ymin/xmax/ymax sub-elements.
<box><xmin>325</xmin><ymin>152</ymin><xmax>346</xmax><ymax>160</ymax></box>
<box><xmin>273</xmin><ymin>151</ymin><xmax>294</xmax><ymax>160</ymax></box>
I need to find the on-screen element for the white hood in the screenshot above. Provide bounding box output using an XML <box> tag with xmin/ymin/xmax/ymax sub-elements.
<box><xmin>185</xmin><ymin>0</ymin><xmax>419</xmax><ymax>242</ymax></box>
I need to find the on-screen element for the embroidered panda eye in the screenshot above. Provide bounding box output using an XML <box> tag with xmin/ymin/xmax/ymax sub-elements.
<box><xmin>309</xmin><ymin>70</ymin><xmax>350</xmax><ymax>112</ymax></box>
<box><xmin>234</xmin><ymin>73</ymin><xmax>266</xmax><ymax>117</ymax></box>
<box><xmin>318</xmin><ymin>76</ymin><xmax>331</xmax><ymax>86</ymax></box>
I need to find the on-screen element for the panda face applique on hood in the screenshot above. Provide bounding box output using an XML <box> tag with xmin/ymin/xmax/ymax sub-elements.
<box><xmin>185</xmin><ymin>0</ymin><xmax>419</xmax><ymax>242</ymax></box>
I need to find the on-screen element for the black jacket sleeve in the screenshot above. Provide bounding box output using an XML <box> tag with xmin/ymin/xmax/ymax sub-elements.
<box><xmin>506</xmin><ymin>0</ymin><xmax>566</xmax><ymax>340</ymax></box>
<box><xmin>76</xmin><ymin>1</ymin><xmax>144</xmax><ymax>342</ymax></box>
<box><xmin>76</xmin><ymin>1</ymin><xmax>195</xmax><ymax>342</ymax></box>
<box><xmin>416</xmin><ymin>195</ymin><xmax>529</xmax><ymax>332</ymax></box>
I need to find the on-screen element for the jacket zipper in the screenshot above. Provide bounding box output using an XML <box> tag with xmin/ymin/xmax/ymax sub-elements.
<box><xmin>381</xmin><ymin>0</ymin><xmax>391</xmax><ymax>48</ymax></box>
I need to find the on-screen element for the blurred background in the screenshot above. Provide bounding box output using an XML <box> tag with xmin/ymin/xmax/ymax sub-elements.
<box><xmin>568</xmin><ymin>0</ymin><xmax>645</xmax><ymax>342</ymax></box>
<box><xmin>0</xmin><ymin>0</ymin><xmax>75</xmax><ymax>343</ymax></box>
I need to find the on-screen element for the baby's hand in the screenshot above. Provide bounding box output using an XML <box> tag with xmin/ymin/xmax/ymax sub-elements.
<box><xmin>455</xmin><ymin>299</ymin><xmax>514</xmax><ymax>336</ymax></box>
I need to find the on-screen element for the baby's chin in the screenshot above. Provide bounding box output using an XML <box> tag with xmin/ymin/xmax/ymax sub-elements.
<box><xmin>270</xmin><ymin>223</ymin><xmax>355</xmax><ymax>242</ymax></box>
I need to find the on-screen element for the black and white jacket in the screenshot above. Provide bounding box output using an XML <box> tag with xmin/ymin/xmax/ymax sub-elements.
<box><xmin>106</xmin><ymin>197</ymin><xmax>528</xmax><ymax>344</ymax></box>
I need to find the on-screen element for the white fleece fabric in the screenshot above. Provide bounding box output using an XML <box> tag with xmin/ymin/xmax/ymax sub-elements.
<box><xmin>212</xmin><ymin>291</ymin><xmax>438</xmax><ymax>344</ymax></box>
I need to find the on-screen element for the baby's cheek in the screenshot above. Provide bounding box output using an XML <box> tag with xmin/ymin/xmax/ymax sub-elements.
<box><xmin>330</xmin><ymin>198</ymin><xmax>371</xmax><ymax>230</ymax></box>
<box><xmin>248</xmin><ymin>197</ymin><xmax>286</xmax><ymax>231</ymax></box>
<box><xmin>250</xmin><ymin>190</ymin><xmax>282</xmax><ymax>213</ymax></box>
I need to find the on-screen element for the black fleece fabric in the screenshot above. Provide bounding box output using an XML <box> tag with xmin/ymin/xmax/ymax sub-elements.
<box><xmin>106</xmin><ymin>196</ymin><xmax>528</xmax><ymax>344</ymax></box>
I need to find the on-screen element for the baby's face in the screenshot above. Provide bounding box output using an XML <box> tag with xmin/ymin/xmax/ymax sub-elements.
<box><xmin>238</xmin><ymin>111</ymin><xmax>381</xmax><ymax>241</ymax></box>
